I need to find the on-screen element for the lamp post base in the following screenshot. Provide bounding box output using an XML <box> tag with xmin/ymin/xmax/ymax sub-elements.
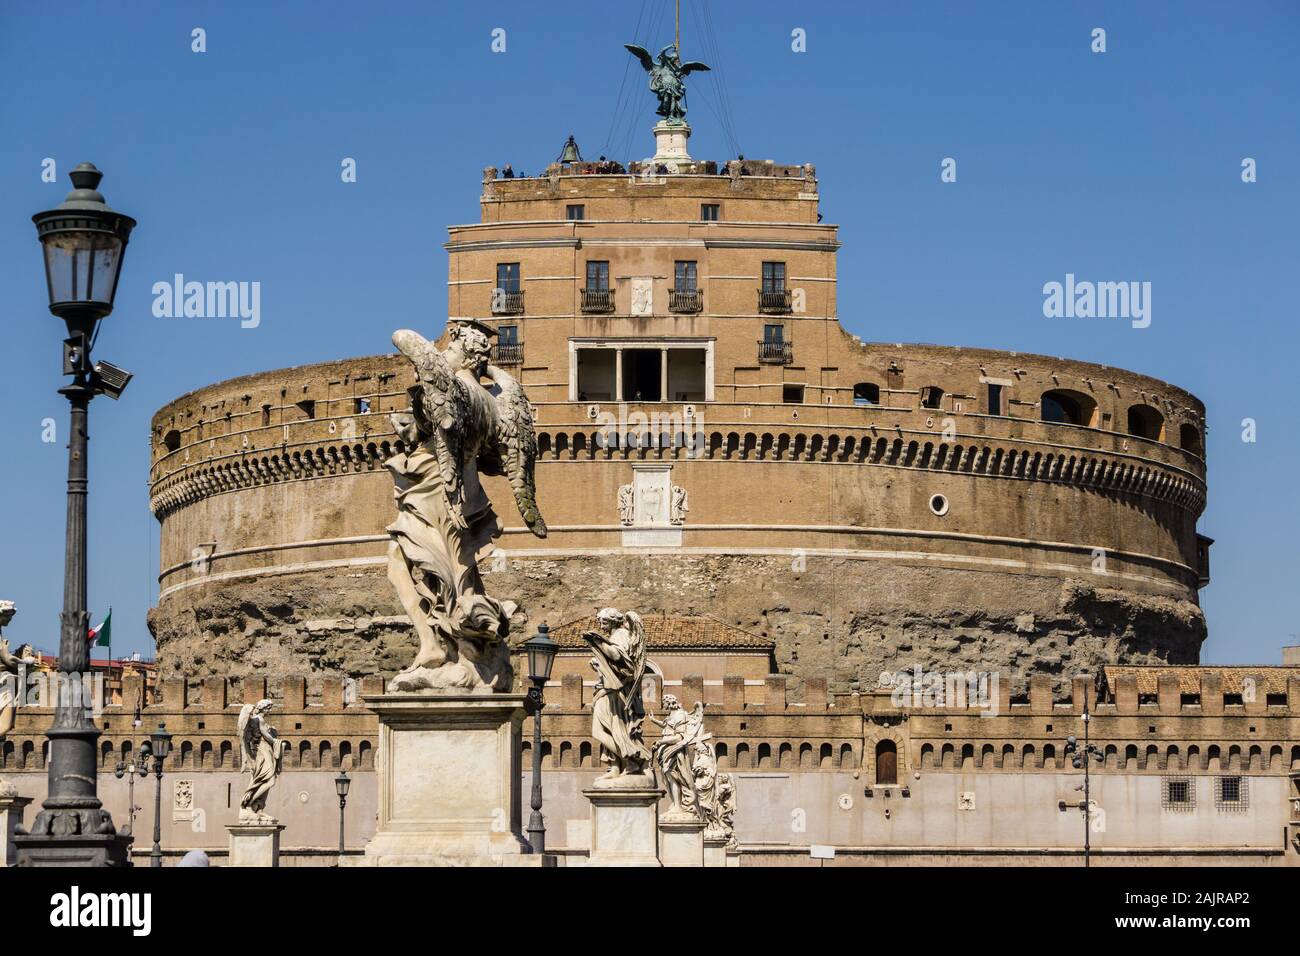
<box><xmin>11</xmin><ymin>830</ymin><xmax>132</xmax><ymax>867</ymax></box>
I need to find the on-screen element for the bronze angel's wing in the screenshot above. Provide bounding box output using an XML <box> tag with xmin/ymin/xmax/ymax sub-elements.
<box><xmin>624</xmin><ymin>43</ymin><xmax>654</xmax><ymax>72</ymax></box>
<box><xmin>483</xmin><ymin>364</ymin><xmax>547</xmax><ymax>537</ymax></box>
<box><xmin>392</xmin><ymin>329</ymin><xmax>471</xmax><ymax>518</ymax></box>
<box><xmin>679</xmin><ymin>61</ymin><xmax>711</xmax><ymax>76</ymax></box>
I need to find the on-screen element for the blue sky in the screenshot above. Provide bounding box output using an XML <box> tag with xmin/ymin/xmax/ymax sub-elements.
<box><xmin>0</xmin><ymin>1</ymin><xmax>1296</xmax><ymax>664</ymax></box>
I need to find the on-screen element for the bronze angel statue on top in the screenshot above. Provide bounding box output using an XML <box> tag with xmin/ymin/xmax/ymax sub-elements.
<box><xmin>385</xmin><ymin>320</ymin><xmax>546</xmax><ymax>693</ymax></box>
<box><xmin>624</xmin><ymin>43</ymin><xmax>710</xmax><ymax>125</ymax></box>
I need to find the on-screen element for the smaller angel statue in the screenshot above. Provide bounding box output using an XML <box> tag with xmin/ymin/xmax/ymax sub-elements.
<box><xmin>650</xmin><ymin>694</ymin><xmax>711</xmax><ymax>818</ymax></box>
<box><xmin>237</xmin><ymin>699</ymin><xmax>289</xmax><ymax>824</ymax></box>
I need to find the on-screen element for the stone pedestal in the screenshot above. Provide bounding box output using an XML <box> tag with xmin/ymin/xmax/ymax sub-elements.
<box><xmin>584</xmin><ymin>777</ymin><xmax>664</xmax><ymax>867</ymax></box>
<box><xmin>659</xmin><ymin>812</ymin><xmax>706</xmax><ymax>867</ymax></box>
<box><xmin>651</xmin><ymin>121</ymin><xmax>691</xmax><ymax>163</ymax></box>
<box><xmin>226</xmin><ymin>822</ymin><xmax>284</xmax><ymax>867</ymax></box>
<box><xmin>704</xmin><ymin>833</ymin><xmax>729</xmax><ymax>867</ymax></box>
<box><xmin>0</xmin><ymin>791</ymin><xmax>33</xmax><ymax>867</ymax></box>
<box><xmin>350</xmin><ymin>693</ymin><xmax>549</xmax><ymax>866</ymax></box>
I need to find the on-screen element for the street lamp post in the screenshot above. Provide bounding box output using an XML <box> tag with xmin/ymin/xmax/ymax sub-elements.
<box><xmin>1062</xmin><ymin>694</ymin><xmax>1104</xmax><ymax>868</ymax></box>
<box><xmin>334</xmin><ymin>769</ymin><xmax>351</xmax><ymax>856</ymax></box>
<box><xmin>14</xmin><ymin>163</ymin><xmax>137</xmax><ymax>867</ymax></box>
<box><xmin>522</xmin><ymin>624</ymin><xmax>558</xmax><ymax>855</ymax></box>
<box><xmin>113</xmin><ymin>739</ymin><xmax>151</xmax><ymax>835</ymax></box>
<box><xmin>149</xmin><ymin>723</ymin><xmax>171</xmax><ymax>868</ymax></box>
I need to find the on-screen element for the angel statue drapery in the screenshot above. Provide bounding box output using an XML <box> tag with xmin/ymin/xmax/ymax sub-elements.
<box><xmin>624</xmin><ymin>43</ymin><xmax>710</xmax><ymax>125</ymax></box>
<box><xmin>650</xmin><ymin>693</ymin><xmax>711</xmax><ymax>818</ymax></box>
<box><xmin>238</xmin><ymin>699</ymin><xmax>288</xmax><ymax>823</ymax></box>
<box><xmin>583</xmin><ymin>608</ymin><xmax>653</xmax><ymax>782</ymax></box>
<box><xmin>385</xmin><ymin>321</ymin><xmax>546</xmax><ymax>693</ymax></box>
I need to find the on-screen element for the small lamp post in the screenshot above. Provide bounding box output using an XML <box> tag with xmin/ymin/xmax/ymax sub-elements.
<box><xmin>113</xmin><ymin>740</ymin><xmax>151</xmax><ymax>835</ymax></box>
<box><xmin>1062</xmin><ymin>695</ymin><xmax>1104</xmax><ymax>868</ymax></box>
<box><xmin>334</xmin><ymin>769</ymin><xmax>351</xmax><ymax>856</ymax></box>
<box><xmin>148</xmin><ymin>723</ymin><xmax>172</xmax><ymax>868</ymax></box>
<box><xmin>522</xmin><ymin>623</ymin><xmax>558</xmax><ymax>854</ymax></box>
<box><xmin>15</xmin><ymin>163</ymin><xmax>137</xmax><ymax>867</ymax></box>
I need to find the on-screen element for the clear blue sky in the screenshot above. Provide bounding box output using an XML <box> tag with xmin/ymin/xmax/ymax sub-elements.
<box><xmin>0</xmin><ymin>1</ymin><xmax>1296</xmax><ymax>664</ymax></box>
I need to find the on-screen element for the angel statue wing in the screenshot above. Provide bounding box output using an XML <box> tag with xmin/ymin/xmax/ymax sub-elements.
<box><xmin>392</xmin><ymin>329</ymin><xmax>471</xmax><ymax>524</ymax></box>
<box><xmin>482</xmin><ymin>364</ymin><xmax>547</xmax><ymax>537</ymax></box>
<box><xmin>624</xmin><ymin>43</ymin><xmax>655</xmax><ymax>72</ymax></box>
<box><xmin>237</xmin><ymin>703</ymin><xmax>256</xmax><ymax>773</ymax></box>
<box><xmin>679</xmin><ymin>60</ymin><xmax>711</xmax><ymax>76</ymax></box>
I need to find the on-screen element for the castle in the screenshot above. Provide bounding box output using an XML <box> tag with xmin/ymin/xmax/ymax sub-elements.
<box><xmin>5</xmin><ymin>72</ymin><xmax>1297</xmax><ymax>868</ymax></box>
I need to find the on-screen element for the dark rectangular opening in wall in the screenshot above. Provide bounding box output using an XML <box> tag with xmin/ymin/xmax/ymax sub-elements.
<box><xmin>987</xmin><ymin>383</ymin><xmax>1003</xmax><ymax>415</ymax></box>
<box><xmin>1180</xmin><ymin>693</ymin><xmax>1201</xmax><ymax>706</ymax></box>
<box><xmin>621</xmin><ymin>349</ymin><xmax>662</xmax><ymax>402</ymax></box>
<box><xmin>295</xmin><ymin>400</ymin><xmax>316</xmax><ymax>420</ymax></box>
<box><xmin>261</xmin><ymin>404</ymin><xmax>271</xmax><ymax>426</ymax></box>
<box><xmin>1223</xmin><ymin>693</ymin><xmax>1243</xmax><ymax>706</ymax></box>
<box><xmin>575</xmin><ymin>349</ymin><xmax>615</xmax><ymax>402</ymax></box>
<box><xmin>783</xmin><ymin>384</ymin><xmax>804</xmax><ymax>404</ymax></box>
<box><xmin>1266</xmin><ymin>693</ymin><xmax>1286</xmax><ymax>706</ymax></box>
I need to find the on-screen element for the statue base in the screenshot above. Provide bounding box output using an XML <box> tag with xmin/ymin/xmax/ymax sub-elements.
<box><xmin>651</xmin><ymin>120</ymin><xmax>691</xmax><ymax>164</ymax></box>
<box><xmin>347</xmin><ymin>693</ymin><xmax>552</xmax><ymax>867</ymax></box>
<box><xmin>704</xmin><ymin>833</ymin><xmax>729</xmax><ymax>867</ymax></box>
<box><xmin>226</xmin><ymin>822</ymin><xmax>284</xmax><ymax>867</ymax></box>
<box><xmin>659</xmin><ymin>811</ymin><xmax>706</xmax><ymax>867</ymax></box>
<box><xmin>0</xmin><ymin>792</ymin><xmax>33</xmax><ymax>867</ymax></box>
<box><xmin>583</xmin><ymin>776</ymin><xmax>665</xmax><ymax>867</ymax></box>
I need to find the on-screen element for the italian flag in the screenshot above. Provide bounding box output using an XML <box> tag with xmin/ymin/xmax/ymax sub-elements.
<box><xmin>88</xmin><ymin>609</ymin><xmax>111</xmax><ymax>648</ymax></box>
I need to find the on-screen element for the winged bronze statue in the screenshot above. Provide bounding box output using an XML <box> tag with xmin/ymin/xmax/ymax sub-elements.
<box><xmin>624</xmin><ymin>42</ymin><xmax>710</xmax><ymax>124</ymax></box>
<box><xmin>385</xmin><ymin>321</ymin><xmax>546</xmax><ymax>692</ymax></box>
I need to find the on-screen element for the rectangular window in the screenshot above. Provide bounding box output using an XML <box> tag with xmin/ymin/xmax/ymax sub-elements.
<box><xmin>701</xmin><ymin>203</ymin><xmax>720</xmax><ymax>221</ymax></box>
<box><xmin>761</xmin><ymin>261</ymin><xmax>786</xmax><ymax>292</ymax></box>
<box><xmin>261</xmin><ymin>404</ymin><xmax>271</xmax><ymax>427</ymax></box>
<box><xmin>1162</xmin><ymin>776</ymin><xmax>1194</xmax><ymax>810</ymax></box>
<box><xmin>497</xmin><ymin>324</ymin><xmax>519</xmax><ymax>345</ymax></box>
<box><xmin>987</xmin><ymin>383</ymin><xmax>1003</xmax><ymax>416</ymax></box>
<box><xmin>354</xmin><ymin>398</ymin><xmax>371</xmax><ymax>414</ymax></box>
<box><xmin>296</xmin><ymin>400</ymin><xmax>316</xmax><ymax>420</ymax></box>
<box><xmin>496</xmin><ymin>262</ymin><xmax>521</xmax><ymax>293</ymax></box>
<box><xmin>782</xmin><ymin>383</ymin><xmax>804</xmax><ymax>404</ymax></box>
<box><xmin>566</xmin><ymin>204</ymin><xmax>585</xmax><ymax>221</ymax></box>
<box><xmin>674</xmin><ymin>261</ymin><xmax>697</xmax><ymax>291</ymax></box>
<box><xmin>763</xmin><ymin>324</ymin><xmax>785</xmax><ymax>344</ymax></box>
<box><xmin>586</xmin><ymin>261</ymin><xmax>610</xmax><ymax>291</ymax></box>
<box><xmin>1215</xmin><ymin>775</ymin><xmax>1248</xmax><ymax>810</ymax></box>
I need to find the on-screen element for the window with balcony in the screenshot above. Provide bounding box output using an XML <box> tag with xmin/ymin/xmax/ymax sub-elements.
<box><xmin>701</xmin><ymin>203</ymin><xmax>720</xmax><ymax>221</ymax></box>
<box><xmin>759</xmin><ymin>262</ymin><xmax>791</xmax><ymax>313</ymax></box>
<box><xmin>759</xmin><ymin>324</ymin><xmax>791</xmax><ymax>364</ymax></box>
<box><xmin>492</xmin><ymin>324</ymin><xmax>522</xmax><ymax>364</ymax></box>
<box><xmin>493</xmin><ymin>263</ymin><xmax>523</xmax><ymax>314</ymax></box>
<box><xmin>566</xmin><ymin>204</ymin><xmax>585</xmax><ymax>221</ymax></box>
<box><xmin>671</xmin><ymin>261</ymin><xmax>701</xmax><ymax>313</ymax></box>
<box><xmin>582</xmin><ymin>261</ymin><xmax>614</xmax><ymax>313</ymax></box>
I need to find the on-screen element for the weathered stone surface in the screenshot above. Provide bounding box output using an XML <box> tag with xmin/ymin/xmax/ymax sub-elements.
<box><xmin>150</xmin><ymin>553</ymin><xmax>1203</xmax><ymax>698</ymax></box>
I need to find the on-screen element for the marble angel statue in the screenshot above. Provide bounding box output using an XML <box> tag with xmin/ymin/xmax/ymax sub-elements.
<box><xmin>583</xmin><ymin>608</ymin><xmax>652</xmax><ymax>782</ymax></box>
<box><xmin>650</xmin><ymin>694</ymin><xmax>711</xmax><ymax>818</ymax></box>
<box><xmin>237</xmin><ymin>699</ymin><xmax>289</xmax><ymax>823</ymax></box>
<box><xmin>0</xmin><ymin>603</ymin><xmax>37</xmax><ymax>741</ymax></box>
<box><xmin>386</xmin><ymin>320</ymin><xmax>547</xmax><ymax>692</ymax></box>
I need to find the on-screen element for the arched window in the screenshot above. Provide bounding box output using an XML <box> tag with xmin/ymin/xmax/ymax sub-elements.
<box><xmin>1127</xmin><ymin>404</ymin><xmax>1164</xmax><ymax>441</ymax></box>
<box><xmin>162</xmin><ymin>429</ymin><xmax>181</xmax><ymax>452</ymax></box>
<box><xmin>1179</xmin><ymin>423</ymin><xmax>1202</xmax><ymax>455</ymax></box>
<box><xmin>875</xmin><ymin>739</ymin><xmax>898</xmax><ymax>785</ymax></box>
<box><xmin>1040</xmin><ymin>389</ymin><xmax>1097</xmax><ymax>428</ymax></box>
<box><xmin>853</xmin><ymin>382</ymin><xmax>880</xmax><ymax>406</ymax></box>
